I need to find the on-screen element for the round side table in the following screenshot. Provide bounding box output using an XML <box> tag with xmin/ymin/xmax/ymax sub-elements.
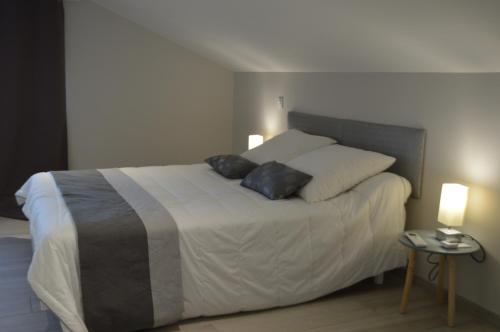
<box><xmin>398</xmin><ymin>229</ymin><xmax>481</xmax><ymax>327</ymax></box>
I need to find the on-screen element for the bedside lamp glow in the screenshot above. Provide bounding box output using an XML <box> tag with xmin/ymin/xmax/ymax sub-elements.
<box><xmin>438</xmin><ymin>183</ymin><xmax>469</xmax><ymax>228</ymax></box>
<box><xmin>248</xmin><ymin>135</ymin><xmax>263</xmax><ymax>150</ymax></box>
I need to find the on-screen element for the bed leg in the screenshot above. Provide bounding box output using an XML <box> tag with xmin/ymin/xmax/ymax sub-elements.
<box><xmin>374</xmin><ymin>273</ymin><xmax>384</xmax><ymax>285</ymax></box>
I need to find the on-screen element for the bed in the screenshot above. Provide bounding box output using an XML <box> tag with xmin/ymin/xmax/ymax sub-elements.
<box><xmin>16</xmin><ymin>111</ymin><xmax>426</xmax><ymax>332</ymax></box>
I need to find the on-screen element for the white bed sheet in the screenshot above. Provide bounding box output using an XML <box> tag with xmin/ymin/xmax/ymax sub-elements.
<box><xmin>17</xmin><ymin>164</ymin><xmax>411</xmax><ymax>332</ymax></box>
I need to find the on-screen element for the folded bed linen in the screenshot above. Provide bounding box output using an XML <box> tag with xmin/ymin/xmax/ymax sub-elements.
<box><xmin>17</xmin><ymin>164</ymin><xmax>411</xmax><ymax>332</ymax></box>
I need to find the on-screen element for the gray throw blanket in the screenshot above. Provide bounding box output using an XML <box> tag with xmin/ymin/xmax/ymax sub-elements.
<box><xmin>51</xmin><ymin>169</ymin><xmax>183</xmax><ymax>332</ymax></box>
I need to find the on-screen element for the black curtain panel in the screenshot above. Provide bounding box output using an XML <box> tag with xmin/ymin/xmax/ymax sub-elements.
<box><xmin>0</xmin><ymin>0</ymin><xmax>68</xmax><ymax>219</ymax></box>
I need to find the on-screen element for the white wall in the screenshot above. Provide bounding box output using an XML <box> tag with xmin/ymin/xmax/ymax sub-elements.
<box><xmin>65</xmin><ymin>0</ymin><xmax>233</xmax><ymax>169</ymax></box>
<box><xmin>234</xmin><ymin>72</ymin><xmax>500</xmax><ymax>317</ymax></box>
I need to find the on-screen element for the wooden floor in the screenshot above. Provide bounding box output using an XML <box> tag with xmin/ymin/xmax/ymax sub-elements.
<box><xmin>0</xmin><ymin>218</ymin><xmax>498</xmax><ymax>332</ymax></box>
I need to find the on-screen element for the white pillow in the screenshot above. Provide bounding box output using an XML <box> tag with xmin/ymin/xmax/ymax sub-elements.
<box><xmin>286</xmin><ymin>144</ymin><xmax>396</xmax><ymax>202</ymax></box>
<box><xmin>241</xmin><ymin>129</ymin><xmax>335</xmax><ymax>164</ymax></box>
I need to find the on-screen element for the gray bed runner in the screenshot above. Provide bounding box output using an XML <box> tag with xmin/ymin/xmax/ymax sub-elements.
<box><xmin>51</xmin><ymin>169</ymin><xmax>183</xmax><ymax>332</ymax></box>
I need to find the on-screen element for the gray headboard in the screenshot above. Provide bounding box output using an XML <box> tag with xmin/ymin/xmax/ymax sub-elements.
<box><xmin>288</xmin><ymin>111</ymin><xmax>426</xmax><ymax>198</ymax></box>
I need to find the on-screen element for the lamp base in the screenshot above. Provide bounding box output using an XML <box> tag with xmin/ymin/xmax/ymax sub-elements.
<box><xmin>436</xmin><ymin>228</ymin><xmax>462</xmax><ymax>243</ymax></box>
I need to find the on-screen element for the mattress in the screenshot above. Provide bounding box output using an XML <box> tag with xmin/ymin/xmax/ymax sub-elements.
<box><xmin>17</xmin><ymin>164</ymin><xmax>411</xmax><ymax>332</ymax></box>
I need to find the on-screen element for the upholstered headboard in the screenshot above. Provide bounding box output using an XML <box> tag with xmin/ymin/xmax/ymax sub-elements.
<box><xmin>288</xmin><ymin>111</ymin><xmax>426</xmax><ymax>198</ymax></box>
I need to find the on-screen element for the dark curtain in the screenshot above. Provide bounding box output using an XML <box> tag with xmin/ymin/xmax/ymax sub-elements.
<box><xmin>0</xmin><ymin>0</ymin><xmax>68</xmax><ymax>219</ymax></box>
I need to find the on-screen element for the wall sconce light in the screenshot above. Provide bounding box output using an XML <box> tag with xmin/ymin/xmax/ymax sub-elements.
<box><xmin>248</xmin><ymin>134</ymin><xmax>264</xmax><ymax>150</ymax></box>
<box><xmin>278</xmin><ymin>96</ymin><xmax>284</xmax><ymax>110</ymax></box>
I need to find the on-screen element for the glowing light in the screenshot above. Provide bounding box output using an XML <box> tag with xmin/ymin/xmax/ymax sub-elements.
<box><xmin>438</xmin><ymin>183</ymin><xmax>469</xmax><ymax>227</ymax></box>
<box><xmin>248</xmin><ymin>135</ymin><xmax>264</xmax><ymax>150</ymax></box>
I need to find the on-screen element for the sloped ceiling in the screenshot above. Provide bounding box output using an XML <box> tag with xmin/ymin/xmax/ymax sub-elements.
<box><xmin>92</xmin><ymin>0</ymin><xmax>500</xmax><ymax>72</ymax></box>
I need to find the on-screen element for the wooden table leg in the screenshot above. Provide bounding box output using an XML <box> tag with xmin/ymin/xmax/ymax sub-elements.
<box><xmin>400</xmin><ymin>249</ymin><xmax>417</xmax><ymax>314</ymax></box>
<box><xmin>448</xmin><ymin>256</ymin><xmax>456</xmax><ymax>327</ymax></box>
<box><xmin>437</xmin><ymin>255</ymin><xmax>446</xmax><ymax>304</ymax></box>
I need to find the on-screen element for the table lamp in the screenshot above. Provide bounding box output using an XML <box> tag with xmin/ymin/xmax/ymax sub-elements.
<box><xmin>436</xmin><ymin>183</ymin><xmax>469</xmax><ymax>242</ymax></box>
<box><xmin>248</xmin><ymin>134</ymin><xmax>263</xmax><ymax>150</ymax></box>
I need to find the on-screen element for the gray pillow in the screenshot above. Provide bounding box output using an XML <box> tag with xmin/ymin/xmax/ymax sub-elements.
<box><xmin>240</xmin><ymin>161</ymin><xmax>312</xmax><ymax>200</ymax></box>
<box><xmin>205</xmin><ymin>154</ymin><xmax>258</xmax><ymax>179</ymax></box>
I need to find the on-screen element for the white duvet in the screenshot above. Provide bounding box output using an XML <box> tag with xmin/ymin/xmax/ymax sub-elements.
<box><xmin>17</xmin><ymin>164</ymin><xmax>411</xmax><ymax>332</ymax></box>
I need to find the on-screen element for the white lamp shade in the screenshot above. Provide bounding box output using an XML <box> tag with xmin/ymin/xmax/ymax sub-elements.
<box><xmin>248</xmin><ymin>134</ymin><xmax>264</xmax><ymax>150</ymax></box>
<box><xmin>437</xmin><ymin>183</ymin><xmax>469</xmax><ymax>227</ymax></box>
